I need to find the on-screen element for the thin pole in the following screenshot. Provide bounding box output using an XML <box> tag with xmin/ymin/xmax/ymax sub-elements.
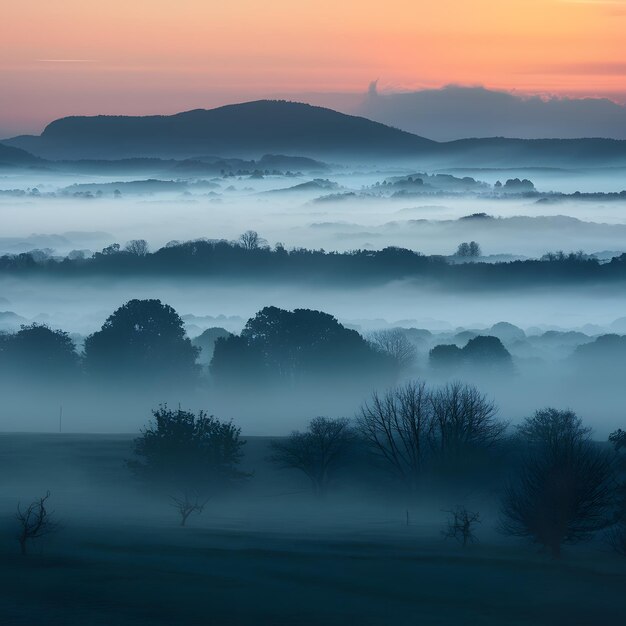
<box><xmin>59</xmin><ymin>405</ymin><xmax>63</xmax><ymax>433</ymax></box>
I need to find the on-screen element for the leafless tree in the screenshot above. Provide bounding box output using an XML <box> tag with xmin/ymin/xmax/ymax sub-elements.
<box><xmin>606</xmin><ymin>522</ymin><xmax>626</xmax><ymax>556</ymax></box>
<box><xmin>429</xmin><ymin>382</ymin><xmax>506</xmax><ymax>463</ymax></box>
<box><xmin>269</xmin><ymin>417</ymin><xmax>353</xmax><ymax>496</ymax></box>
<box><xmin>238</xmin><ymin>230</ymin><xmax>267</xmax><ymax>251</ymax></box>
<box><xmin>171</xmin><ymin>491</ymin><xmax>210</xmax><ymax>526</ymax></box>
<box><xmin>443</xmin><ymin>506</ymin><xmax>481</xmax><ymax>546</ymax></box>
<box><xmin>124</xmin><ymin>239</ymin><xmax>150</xmax><ymax>256</ymax></box>
<box><xmin>358</xmin><ymin>381</ymin><xmax>432</xmax><ymax>493</ymax></box>
<box><xmin>368</xmin><ymin>329</ymin><xmax>417</xmax><ymax>369</ymax></box>
<box><xmin>16</xmin><ymin>491</ymin><xmax>58</xmax><ymax>555</ymax></box>
<box><xmin>500</xmin><ymin>442</ymin><xmax>615</xmax><ymax>558</ymax></box>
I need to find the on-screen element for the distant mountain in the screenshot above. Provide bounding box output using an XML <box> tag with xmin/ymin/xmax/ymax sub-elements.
<box><xmin>0</xmin><ymin>142</ymin><xmax>45</xmax><ymax>168</ymax></box>
<box><xmin>357</xmin><ymin>86</ymin><xmax>626</xmax><ymax>141</ymax></box>
<box><xmin>4</xmin><ymin>99</ymin><xmax>626</xmax><ymax>167</ymax></box>
<box><xmin>3</xmin><ymin>100</ymin><xmax>434</xmax><ymax>160</ymax></box>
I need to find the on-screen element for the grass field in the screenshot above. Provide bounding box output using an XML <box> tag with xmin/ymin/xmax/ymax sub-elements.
<box><xmin>0</xmin><ymin>434</ymin><xmax>624</xmax><ymax>625</ymax></box>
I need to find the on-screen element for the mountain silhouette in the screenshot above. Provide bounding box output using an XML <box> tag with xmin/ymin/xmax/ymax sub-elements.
<box><xmin>3</xmin><ymin>100</ymin><xmax>434</xmax><ymax>160</ymax></box>
<box><xmin>0</xmin><ymin>142</ymin><xmax>45</xmax><ymax>167</ymax></box>
<box><xmin>3</xmin><ymin>99</ymin><xmax>626</xmax><ymax>166</ymax></box>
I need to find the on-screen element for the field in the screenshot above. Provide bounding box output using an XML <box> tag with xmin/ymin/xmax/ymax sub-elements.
<box><xmin>0</xmin><ymin>434</ymin><xmax>624</xmax><ymax>625</ymax></box>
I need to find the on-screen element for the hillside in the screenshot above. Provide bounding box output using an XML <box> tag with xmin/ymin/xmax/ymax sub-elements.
<box><xmin>4</xmin><ymin>100</ymin><xmax>626</xmax><ymax>166</ymax></box>
<box><xmin>3</xmin><ymin>100</ymin><xmax>435</xmax><ymax>160</ymax></box>
<box><xmin>0</xmin><ymin>142</ymin><xmax>45</xmax><ymax>168</ymax></box>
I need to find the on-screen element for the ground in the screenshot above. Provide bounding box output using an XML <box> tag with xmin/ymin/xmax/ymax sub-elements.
<box><xmin>0</xmin><ymin>434</ymin><xmax>624</xmax><ymax>625</ymax></box>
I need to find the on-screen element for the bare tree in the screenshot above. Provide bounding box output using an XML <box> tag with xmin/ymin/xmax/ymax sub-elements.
<box><xmin>269</xmin><ymin>417</ymin><xmax>353</xmax><ymax>496</ymax></box>
<box><xmin>443</xmin><ymin>506</ymin><xmax>480</xmax><ymax>546</ymax></box>
<box><xmin>124</xmin><ymin>239</ymin><xmax>150</xmax><ymax>256</ymax></box>
<box><xmin>16</xmin><ymin>491</ymin><xmax>58</xmax><ymax>555</ymax></box>
<box><xmin>171</xmin><ymin>491</ymin><xmax>209</xmax><ymax>527</ymax></box>
<box><xmin>501</xmin><ymin>415</ymin><xmax>616</xmax><ymax>559</ymax></box>
<box><xmin>368</xmin><ymin>329</ymin><xmax>417</xmax><ymax>369</ymax></box>
<box><xmin>429</xmin><ymin>382</ymin><xmax>506</xmax><ymax>464</ymax></box>
<box><xmin>358</xmin><ymin>381</ymin><xmax>432</xmax><ymax>493</ymax></box>
<box><xmin>606</xmin><ymin>522</ymin><xmax>626</xmax><ymax>556</ymax></box>
<box><xmin>238</xmin><ymin>230</ymin><xmax>267</xmax><ymax>251</ymax></box>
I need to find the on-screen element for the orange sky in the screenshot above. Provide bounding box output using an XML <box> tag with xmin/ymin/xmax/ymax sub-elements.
<box><xmin>1</xmin><ymin>0</ymin><xmax>625</xmax><ymax>134</ymax></box>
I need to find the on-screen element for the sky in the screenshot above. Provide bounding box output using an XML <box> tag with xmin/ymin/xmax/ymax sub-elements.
<box><xmin>1</xmin><ymin>0</ymin><xmax>626</xmax><ymax>136</ymax></box>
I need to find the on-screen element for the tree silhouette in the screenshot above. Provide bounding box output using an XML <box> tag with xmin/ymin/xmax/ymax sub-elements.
<box><xmin>269</xmin><ymin>417</ymin><xmax>354</xmax><ymax>497</ymax></box>
<box><xmin>124</xmin><ymin>239</ymin><xmax>150</xmax><ymax>256</ymax></box>
<box><xmin>358</xmin><ymin>381</ymin><xmax>432</xmax><ymax>493</ymax></box>
<box><xmin>501</xmin><ymin>409</ymin><xmax>615</xmax><ymax>558</ymax></box>
<box><xmin>443</xmin><ymin>506</ymin><xmax>480</xmax><ymax>547</ymax></box>
<box><xmin>16</xmin><ymin>491</ymin><xmax>58</xmax><ymax>556</ymax></box>
<box><xmin>368</xmin><ymin>329</ymin><xmax>417</xmax><ymax>369</ymax></box>
<box><xmin>83</xmin><ymin>299</ymin><xmax>199</xmax><ymax>387</ymax></box>
<box><xmin>1</xmin><ymin>324</ymin><xmax>79</xmax><ymax>381</ymax></box>
<box><xmin>429</xmin><ymin>381</ymin><xmax>506</xmax><ymax>468</ymax></box>
<box><xmin>462</xmin><ymin>335</ymin><xmax>513</xmax><ymax>371</ymax></box>
<box><xmin>211</xmin><ymin>306</ymin><xmax>390</xmax><ymax>386</ymax></box>
<box><xmin>128</xmin><ymin>405</ymin><xmax>249</xmax><ymax>493</ymax></box>
<box><xmin>238</xmin><ymin>230</ymin><xmax>267</xmax><ymax>250</ymax></box>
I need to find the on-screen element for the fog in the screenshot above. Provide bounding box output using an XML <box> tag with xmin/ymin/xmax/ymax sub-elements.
<box><xmin>2</xmin><ymin>160</ymin><xmax>626</xmax><ymax>436</ymax></box>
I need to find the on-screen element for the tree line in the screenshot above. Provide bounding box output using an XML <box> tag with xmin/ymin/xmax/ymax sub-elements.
<box><xmin>63</xmin><ymin>385</ymin><xmax>624</xmax><ymax>560</ymax></box>
<box><xmin>0</xmin><ymin>299</ymin><xmax>400</xmax><ymax>392</ymax></box>
<box><xmin>2</xmin><ymin>232</ymin><xmax>626</xmax><ymax>288</ymax></box>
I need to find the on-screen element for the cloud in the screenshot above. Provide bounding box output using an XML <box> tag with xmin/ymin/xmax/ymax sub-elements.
<box><xmin>355</xmin><ymin>85</ymin><xmax>626</xmax><ymax>141</ymax></box>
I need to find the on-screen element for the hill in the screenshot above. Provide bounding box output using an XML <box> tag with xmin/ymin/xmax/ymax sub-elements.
<box><xmin>0</xmin><ymin>142</ymin><xmax>45</xmax><ymax>168</ymax></box>
<box><xmin>4</xmin><ymin>100</ymin><xmax>626</xmax><ymax>166</ymax></box>
<box><xmin>3</xmin><ymin>100</ymin><xmax>435</xmax><ymax>160</ymax></box>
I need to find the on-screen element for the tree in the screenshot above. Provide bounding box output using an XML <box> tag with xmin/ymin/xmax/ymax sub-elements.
<box><xmin>170</xmin><ymin>491</ymin><xmax>209</xmax><ymax>527</ymax></box>
<box><xmin>468</xmin><ymin>241</ymin><xmax>481</xmax><ymax>257</ymax></box>
<box><xmin>358</xmin><ymin>381</ymin><xmax>431</xmax><ymax>493</ymax></box>
<box><xmin>368</xmin><ymin>329</ymin><xmax>417</xmax><ymax>369</ymax></box>
<box><xmin>16</xmin><ymin>491</ymin><xmax>58</xmax><ymax>555</ymax></box>
<box><xmin>211</xmin><ymin>306</ymin><xmax>390</xmax><ymax>386</ymax></box>
<box><xmin>1</xmin><ymin>324</ymin><xmax>79</xmax><ymax>381</ymax></box>
<box><xmin>128</xmin><ymin>405</ymin><xmax>249</xmax><ymax>494</ymax></box>
<box><xmin>429</xmin><ymin>344</ymin><xmax>463</xmax><ymax>371</ymax></box>
<box><xmin>238</xmin><ymin>230</ymin><xmax>267</xmax><ymax>250</ymax></box>
<box><xmin>269</xmin><ymin>417</ymin><xmax>354</xmax><ymax>497</ymax></box>
<box><xmin>83</xmin><ymin>299</ymin><xmax>199</xmax><ymax>387</ymax></box>
<box><xmin>455</xmin><ymin>241</ymin><xmax>481</xmax><ymax>258</ymax></box>
<box><xmin>501</xmin><ymin>409</ymin><xmax>615</xmax><ymax>558</ymax></box>
<box><xmin>456</xmin><ymin>242</ymin><xmax>471</xmax><ymax>257</ymax></box>
<box><xmin>124</xmin><ymin>239</ymin><xmax>150</xmax><ymax>256</ymax></box>
<box><xmin>462</xmin><ymin>336</ymin><xmax>513</xmax><ymax>371</ymax></box>
<box><xmin>101</xmin><ymin>243</ymin><xmax>121</xmax><ymax>255</ymax></box>
<box><xmin>442</xmin><ymin>506</ymin><xmax>480</xmax><ymax>547</ymax></box>
<box><xmin>429</xmin><ymin>382</ymin><xmax>506</xmax><ymax>465</ymax></box>
<box><xmin>191</xmin><ymin>327</ymin><xmax>232</xmax><ymax>365</ymax></box>
<box><xmin>516</xmin><ymin>408</ymin><xmax>591</xmax><ymax>454</ymax></box>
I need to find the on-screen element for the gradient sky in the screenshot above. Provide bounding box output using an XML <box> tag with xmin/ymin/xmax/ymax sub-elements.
<box><xmin>1</xmin><ymin>0</ymin><xmax>626</xmax><ymax>135</ymax></box>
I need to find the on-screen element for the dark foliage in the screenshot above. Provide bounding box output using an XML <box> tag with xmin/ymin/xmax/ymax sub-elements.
<box><xmin>83</xmin><ymin>299</ymin><xmax>200</xmax><ymax>387</ymax></box>
<box><xmin>4</xmin><ymin>238</ymin><xmax>626</xmax><ymax>291</ymax></box>
<box><xmin>0</xmin><ymin>324</ymin><xmax>79</xmax><ymax>381</ymax></box>
<box><xmin>429</xmin><ymin>335</ymin><xmax>513</xmax><ymax>373</ymax></box>
<box><xmin>211</xmin><ymin>306</ymin><xmax>393</xmax><ymax>387</ymax></box>
<box><xmin>501</xmin><ymin>409</ymin><xmax>615</xmax><ymax>558</ymax></box>
<box><xmin>128</xmin><ymin>406</ymin><xmax>249</xmax><ymax>493</ymax></box>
